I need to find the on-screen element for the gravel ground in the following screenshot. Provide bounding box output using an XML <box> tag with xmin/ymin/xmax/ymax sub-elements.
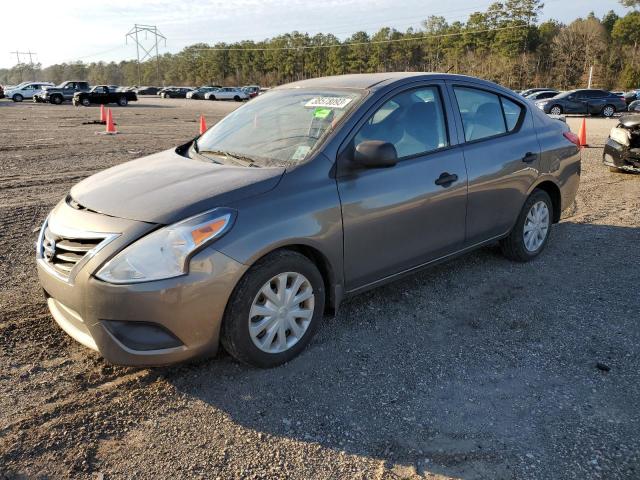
<box><xmin>0</xmin><ymin>97</ymin><xmax>639</xmax><ymax>480</ymax></box>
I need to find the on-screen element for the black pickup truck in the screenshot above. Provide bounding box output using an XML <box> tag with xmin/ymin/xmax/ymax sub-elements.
<box><xmin>73</xmin><ymin>85</ymin><xmax>137</xmax><ymax>107</ymax></box>
<box><xmin>35</xmin><ymin>81</ymin><xmax>91</xmax><ymax>104</ymax></box>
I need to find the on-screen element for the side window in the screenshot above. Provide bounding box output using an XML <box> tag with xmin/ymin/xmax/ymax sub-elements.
<box><xmin>500</xmin><ymin>97</ymin><xmax>523</xmax><ymax>131</ymax></box>
<box><xmin>453</xmin><ymin>87</ymin><xmax>506</xmax><ymax>141</ymax></box>
<box><xmin>354</xmin><ymin>86</ymin><xmax>448</xmax><ymax>159</ymax></box>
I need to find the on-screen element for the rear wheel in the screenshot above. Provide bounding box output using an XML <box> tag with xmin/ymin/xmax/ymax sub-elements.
<box><xmin>118</xmin><ymin>96</ymin><xmax>128</xmax><ymax>106</ymax></box>
<box><xmin>12</xmin><ymin>94</ymin><xmax>23</xmax><ymax>102</ymax></box>
<box><xmin>234</xmin><ymin>95</ymin><xmax>241</xmax><ymax>101</ymax></box>
<box><xmin>500</xmin><ymin>189</ymin><xmax>553</xmax><ymax>262</ymax></box>
<box><xmin>602</xmin><ymin>104</ymin><xmax>615</xmax><ymax>118</ymax></box>
<box><xmin>221</xmin><ymin>250</ymin><xmax>325</xmax><ymax>368</ymax></box>
<box><xmin>549</xmin><ymin>105</ymin><xmax>562</xmax><ymax>115</ymax></box>
<box><xmin>209</xmin><ymin>95</ymin><xmax>216</xmax><ymax>101</ymax></box>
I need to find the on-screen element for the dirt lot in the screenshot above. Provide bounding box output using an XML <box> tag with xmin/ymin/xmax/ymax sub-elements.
<box><xmin>1</xmin><ymin>97</ymin><xmax>639</xmax><ymax>480</ymax></box>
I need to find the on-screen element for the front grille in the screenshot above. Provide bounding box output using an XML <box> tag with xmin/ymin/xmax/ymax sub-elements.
<box><xmin>42</xmin><ymin>227</ymin><xmax>104</xmax><ymax>278</ymax></box>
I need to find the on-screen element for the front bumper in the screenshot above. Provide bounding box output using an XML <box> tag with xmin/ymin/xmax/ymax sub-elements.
<box><xmin>36</xmin><ymin>200</ymin><xmax>248</xmax><ymax>366</ymax></box>
<box><xmin>603</xmin><ymin>138</ymin><xmax>640</xmax><ymax>173</ymax></box>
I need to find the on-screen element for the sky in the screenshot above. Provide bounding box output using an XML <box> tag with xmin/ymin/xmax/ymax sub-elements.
<box><xmin>0</xmin><ymin>0</ymin><xmax>628</xmax><ymax>69</ymax></box>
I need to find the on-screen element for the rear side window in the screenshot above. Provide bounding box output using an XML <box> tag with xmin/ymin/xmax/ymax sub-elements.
<box><xmin>453</xmin><ymin>86</ymin><xmax>524</xmax><ymax>141</ymax></box>
<box><xmin>454</xmin><ymin>87</ymin><xmax>506</xmax><ymax>141</ymax></box>
<box><xmin>501</xmin><ymin>97</ymin><xmax>523</xmax><ymax>131</ymax></box>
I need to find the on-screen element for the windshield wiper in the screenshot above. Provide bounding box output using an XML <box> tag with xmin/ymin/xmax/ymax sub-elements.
<box><xmin>197</xmin><ymin>149</ymin><xmax>261</xmax><ymax>168</ymax></box>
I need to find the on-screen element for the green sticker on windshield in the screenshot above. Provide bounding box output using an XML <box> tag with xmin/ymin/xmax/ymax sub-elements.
<box><xmin>313</xmin><ymin>107</ymin><xmax>332</xmax><ymax>119</ymax></box>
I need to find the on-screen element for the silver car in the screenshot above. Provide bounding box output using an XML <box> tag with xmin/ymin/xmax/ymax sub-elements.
<box><xmin>36</xmin><ymin>73</ymin><xmax>581</xmax><ymax>367</ymax></box>
<box><xmin>204</xmin><ymin>87</ymin><xmax>249</xmax><ymax>101</ymax></box>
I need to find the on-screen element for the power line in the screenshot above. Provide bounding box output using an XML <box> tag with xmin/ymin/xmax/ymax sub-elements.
<box><xmin>188</xmin><ymin>23</ymin><xmax>533</xmax><ymax>52</ymax></box>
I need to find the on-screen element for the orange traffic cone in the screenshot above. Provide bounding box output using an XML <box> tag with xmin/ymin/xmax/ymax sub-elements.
<box><xmin>105</xmin><ymin>108</ymin><xmax>117</xmax><ymax>135</ymax></box>
<box><xmin>199</xmin><ymin>115</ymin><xmax>207</xmax><ymax>135</ymax></box>
<box><xmin>99</xmin><ymin>104</ymin><xmax>106</xmax><ymax>124</ymax></box>
<box><xmin>578</xmin><ymin>118</ymin><xmax>587</xmax><ymax>148</ymax></box>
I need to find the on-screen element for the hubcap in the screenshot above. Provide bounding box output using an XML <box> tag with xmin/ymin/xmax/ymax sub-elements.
<box><xmin>249</xmin><ymin>272</ymin><xmax>315</xmax><ymax>354</ymax></box>
<box><xmin>603</xmin><ymin>106</ymin><xmax>614</xmax><ymax>117</ymax></box>
<box><xmin>550</xmin><ymin>106</ymin><xmax>561</xmax><ymax>115</ymax></box>
<box><xmin>523</xmin><ymin>201</ymin><xmax>550</xmax><ymax>252</ymax></box>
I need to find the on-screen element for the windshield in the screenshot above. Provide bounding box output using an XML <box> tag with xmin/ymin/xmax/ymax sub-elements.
<box><xmin>195</xmin><ymin>88</ymin><xmax>364</xmax><ymax>167</ymax></box>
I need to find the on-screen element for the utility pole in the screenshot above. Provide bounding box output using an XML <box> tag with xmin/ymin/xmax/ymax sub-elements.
<box><xmin>9</xmin><ymin>50</ymin><xmax>38</xmax><ymax>82</ymax></box>
<box><xmin>126</xmin><ymin>24</ymin><xmax>166</xmax><ymax>86</ymax></box>
<box><xmin>587</xmin><ymin>65</ymin><xmax>593</xmax><ymax>88</ymax></box>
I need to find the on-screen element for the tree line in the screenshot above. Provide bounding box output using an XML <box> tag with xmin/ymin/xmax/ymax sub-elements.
<box><xmin>2</xmin><ymin>0</ymin><xmax>640</xmax><ymax>91</ymax></box>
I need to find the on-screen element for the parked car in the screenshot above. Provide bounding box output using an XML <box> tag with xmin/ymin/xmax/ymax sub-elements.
<box><xmin>35</xmin><ymin>72</ymin><xmax>580</xmax><ymax>367</ymax></box>
<box><xmin>623</xmin><ymin>89</ymin><xmax>640</xmax><ymax>106</ymax></box>
<box><xmin>628</xmin><ymin>100</ymin><xmax>640</xmax><ymax>112</ymax></box>
<box><xmin>160</xmin><ymin>87</ymin><xmax>193</xmax><ymax>98</ymax></box>
<box><xmin>136</xmin><ymin>86</ymin><xmax>160</xmax><ymax>95</ymax></box>
<box><xmin>525</xmin><ymin>90</ymin><xmax>559</xmax><ymax>101</ymax></box>
<box><xmin>72</xmin><ymin>85</ymin><xmax>137</xmax><ymax>106</ymax></box>
<box><xmin>520</xmin><ymin>88</ymin><xmax>554</xmax><ymax>97</ymax></box>
<box><xmin>535</xmin><ymin>89</ymin><xmax>626</xmax><ymax>117</ymax></box>
<box><xmin>205</xmin><ymin>86</ymin><xmax>249</xmax><ymax>101</ymax></box>
<box><xmin>186</xmin><ymin>87</ymin><xmax>220</xmax><ymax>100</ymax></box>
<box><xmin>35</xmin><ymin>81</ymin><xmax>91</xmax><ymax>104</ymax></box>
<box><xmin>4</xmin><ymin>81</ymin><xmax>55</xmax><ymax>102</ymax></box>
<box><xmin>0</xmin><ymin>85</ymin><xmax>4</xmax><ymax>99</ymax></box>
<box><xmin>603</xmin><ymin>114</ymin><xmax>640</xmax><ymax>172</ymax></box>
<box><xmin>242</xmin><ymin>85</ymin><xmax>260</xmax><ymax>98</ymax></box>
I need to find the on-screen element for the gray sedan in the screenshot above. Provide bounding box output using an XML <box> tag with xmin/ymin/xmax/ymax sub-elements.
<box><xmin>36</xmin><ymin>73</ymin><xmax>581</xmax><ymax>367</ymax></box>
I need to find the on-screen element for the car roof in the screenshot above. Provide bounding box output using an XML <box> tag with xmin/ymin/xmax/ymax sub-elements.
<box><xmin>274</xmin><ymin>73</ymin><xmax>514</xmax><ymax>93</ymax></box>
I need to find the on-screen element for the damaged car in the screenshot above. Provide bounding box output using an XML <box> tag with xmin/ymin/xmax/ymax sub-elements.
<box><xmin>603</xmin><ymin>115</ymin><xmax>640</xmax><ymax>173</ymax></box>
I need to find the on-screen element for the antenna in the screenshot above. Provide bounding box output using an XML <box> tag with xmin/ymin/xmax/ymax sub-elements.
<box><xmin>126</xmin><ymin>24</ymin><xmax>166</xmax><ymax>86</ymax></box>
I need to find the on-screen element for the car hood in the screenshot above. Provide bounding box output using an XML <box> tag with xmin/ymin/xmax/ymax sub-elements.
<box><xmin>70</xmin><ymin>148</ymin><xmax>285</xmax><ymax>224</ymax></box>
<box><xmin>619</xmin><ymin>114</ymin><xmax>640</xmax><ymax>128</ymax></box>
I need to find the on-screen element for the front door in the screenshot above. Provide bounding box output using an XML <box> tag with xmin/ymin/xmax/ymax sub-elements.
<box><xmin>337</xmin><ymin>83</ymin><xmax>467</xmax><ymax>291</ymax></box>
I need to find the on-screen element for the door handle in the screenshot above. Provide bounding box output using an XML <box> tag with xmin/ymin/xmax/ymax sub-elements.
<box><xmin>522</xmin><ymin>152</ymin><xmax>537</xmax><ymax>163</ymax></box>
<box><xmin>435</xmin><ymin>172</ymin><xmax>458</xmax><ymax>187</ymax></box>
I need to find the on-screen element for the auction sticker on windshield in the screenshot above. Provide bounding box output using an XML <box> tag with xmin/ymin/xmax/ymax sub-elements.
<box><xmin>305</xmin><ymin>97</ymin><xmax>353</xmax><ymax>109</ymax></box>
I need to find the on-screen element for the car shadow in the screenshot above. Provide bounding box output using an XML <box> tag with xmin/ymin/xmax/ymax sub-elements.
<box><xmin>165</xmin><ymin>221</ymin><xmax>640</xmax><ymax>478</ymax></box>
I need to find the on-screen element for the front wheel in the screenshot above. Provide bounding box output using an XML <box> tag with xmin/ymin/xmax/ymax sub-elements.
<box><xmin>500</xmin><ymin>190</ymin><xmax>553</xmax><ymax>262</ymax></box>
<box><xmin>549</xmin><ymin>105</ymin><xmax>562</xmax><ymax>116</ymax></box>
<box><xmin>118</xmin><ymin>96</ymin><xmax>128</xmax><ymax>106</ymax></box>
<box><xmin>234</xmin><ymin>95</ymin><xmax>241</xmax><ymax>102</ymax></box>
<box><xmin>12</xmin><ymin>94</ymin><xmax>23</xmax><ymax>102</ymax></box>
<box><xmin>221</xmin><ymin>250</ymin><xmax>325</xmax><ymax>368</ymax></box>
<box><xmin>602</xmin><ymin>104</ymin><xmax>615</xmax><ymax>118</ymax></box>
<box><xmin>209</xmin><ymin>95</ymin><xmax>216</xmax><ymax>101</ymax></box>
<box><xmin>81</xmin><ymin>98</ymin><xmax>91</xmax><ymax>107</ymax></box>
<box><xmin>51</xmin><ymin>95</ymin><xmax>63</xmax><ymax>105</ymax></box>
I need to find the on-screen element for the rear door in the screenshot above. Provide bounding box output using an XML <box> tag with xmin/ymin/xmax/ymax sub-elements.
<box><xmin>447</xmin><ymin>82</ymin><xmax>541</xmax><ymax>245</ymax></box>
<box><xmin>337</xmin><ymin>82</ymin><xmax>468</xmax><ymax>290</ymax></box>
<box><xmin>564</xmin><ymin>91</ymin><xmax>588</xmax><ymax>114</ymax></box>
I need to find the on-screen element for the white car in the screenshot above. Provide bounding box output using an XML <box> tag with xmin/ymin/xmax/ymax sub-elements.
<box><xmin>5</xmin><ymin>81</ymin><xmax>55</xmax><ymax>102</ymax></box>
<box><xmin>204</xmin><ymin>87</ymin><xmax>248</xmax><ymax>101</ymax></box>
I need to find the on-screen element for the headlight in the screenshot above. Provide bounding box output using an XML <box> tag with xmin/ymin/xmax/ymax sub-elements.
<box><xmin>609</xmin><ymin>127</ymin><xmax>630</xmax><ymax>147</ymax></box>
<box><xmin>96</xmin><ymin>208</ymin><xmax>235</xmax><ymax>284</ymax></box>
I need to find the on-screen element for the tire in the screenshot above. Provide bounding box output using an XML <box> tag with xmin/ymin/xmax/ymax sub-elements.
<box><xmin>81</xmin><ymin>98</ymin><xmax>91</xmax><ymax>107</ymax></box>
<box><xmin>221</xmin><ymin>250</ymin><xmax>325</xmax><ymax>368</ymax></box>
<box><xmin>234</xmin><ymin>95</ymin><xmax>241</xmax><ymax>102</ymax></box>
<box><xmin>549</xmin><ymin>105</ymin><xmax>562</xmax><ymax>115</ymax></box>
<box><xmin>51</xmin><ymin>95</ymin><xmax>63</xmax><ymax>105</ymax></box>
<box><xmin>602</xmin><ymin>104</ymin><xmax>615</xmax><ymax>118</ymax></box>
<box><xmin>12</xmin><ymin>94</ymin><xmax>23</xmax><ymax>102</ymax></box>
<box><xmin>118</xmin><ymin>96</ymin><xmax>128</xmax><ymax>106</ymax></box>
<box><xmin>500</xmin><ymin>189</ymin><xmax>553</xmax><ymax>262</ymax></box>
<box><xmin>209</xmin><ymin>95</ymin><xmax>216</xmax><ymax>101</ymax></box>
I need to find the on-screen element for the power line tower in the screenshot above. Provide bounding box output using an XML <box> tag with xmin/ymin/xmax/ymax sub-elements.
<box><xmin>126</xmin><ymin>24</ymin><xmax>166</xmax><ymax>86</ymax></box>
<box><xmin>9</xmin><ymin>50</ymin><xmax>38</xmax><ymax>82</ymax></box>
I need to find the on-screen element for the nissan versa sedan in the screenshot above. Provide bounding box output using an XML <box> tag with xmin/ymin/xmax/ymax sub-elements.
<box><xmin>36</xmin><ymin>73</ymin><xmax>581</xmax><ymax>368</ymax></box>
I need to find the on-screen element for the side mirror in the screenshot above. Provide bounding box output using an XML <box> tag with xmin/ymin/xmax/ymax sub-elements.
<box><xmin>353</xmin><ymin>140</ymin><xmax>398</xmax><ymax>168</ymax></box>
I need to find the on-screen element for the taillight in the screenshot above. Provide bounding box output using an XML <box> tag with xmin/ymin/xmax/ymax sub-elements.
<box><xmin>563</xmin><ymin>131</ymin><xmax>580</xmax><ymax>147</ymax></box>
